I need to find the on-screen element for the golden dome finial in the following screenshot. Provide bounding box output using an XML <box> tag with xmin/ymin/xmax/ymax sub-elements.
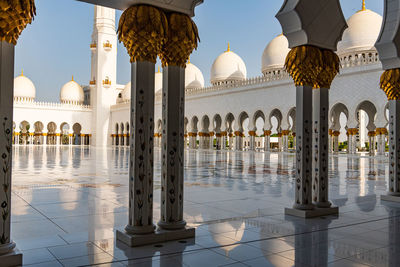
<box><xmin>71</xmin><ymin>75</ymin><xmax>74</xmax><ymax>81</ymax></box>
<box><xmin>157</xmin><ymin>66</ymin><xmax>161</xmax><ymax>73</ymax></box>
<box><xmin>21</xmin><ymin>69</ymin><xmax>23</xmax><ymax>76</ymax></box>
<box><xmin>361</xmin><ymin>0</ymin><xmax>366</xmax><ymax>11</ymax></box>
<box><xmin>226</xmin><ymin>42</ymin><xmax>231</xmax><ymax>52</ymax></box>
<box><xmin>188</xmin><ymin>56</ymin><xmax>191</xmax><ymax>64</ymax></box>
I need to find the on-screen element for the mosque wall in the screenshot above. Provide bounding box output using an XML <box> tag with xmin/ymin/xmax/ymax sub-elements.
<box><xmin>13</xmin><ymin>104</ymin><xmax>92</xmax><ymax>134</ymax></box>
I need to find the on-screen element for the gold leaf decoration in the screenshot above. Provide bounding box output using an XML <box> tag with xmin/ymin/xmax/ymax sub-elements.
<box><xmin>160</xmin><ymin>12</ymin><xmax>199</xmax><ymax>67</ymax></box>
<box><xmin>0</xmin><ymin>0</ymin><xmax>36</xmax><ymax>45</ymax></box>
<box><xmin>117</xmin><ymin>5</ymin><xmax>168</xmax><ymax>63</ymax></box>
<box><xmin>284</xmin><ymin>45</ymin><xmax>323</xmax><ymax>87</ymax></box>
<box><xmin>314</xmin><ymin>49</ymin><xmax>340</xmax><ymax>89</ymax></box>
<box><xmin>380</xmin><ymin>69</ymin><xmax>400</xmax><ymax>100</ymax></box>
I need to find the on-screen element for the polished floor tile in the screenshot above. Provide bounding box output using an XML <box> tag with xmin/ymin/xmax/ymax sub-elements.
<box><xmin>8</xmin><ymin>147</ymin><xmax>400</xmax><ymax>266</ymax></box>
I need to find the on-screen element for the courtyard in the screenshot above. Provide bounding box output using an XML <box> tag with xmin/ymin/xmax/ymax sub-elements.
<box><xmin>10</xmin><ymin>146</ymin><xmax>399</xmax><ymax>266</ymax></box>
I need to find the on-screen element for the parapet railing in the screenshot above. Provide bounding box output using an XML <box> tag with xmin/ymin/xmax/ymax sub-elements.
<box><xmin>113</xmin><ymin>50</ymin><xmax>381</xmax><ymax>106</ymax></box>
<box><xmin>14</xmin><ymin>100</ymin><xmax>91</xmax><ymax>110</ymax></box>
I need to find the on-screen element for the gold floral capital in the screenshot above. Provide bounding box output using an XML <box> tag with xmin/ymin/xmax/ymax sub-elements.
<box><xmin>160</xmin><ymin>12</ymin><xmax>199</xmax><ymax>67</ymax></box>
<box><xmin>0</xmin><ymin>0</ymin><xmax>36</xmax><ymax>44</ymax></box>
<box><xmin>117</xmin><ymin>5</ymin><xmax>168</xmax><ymax>63</ymax></box>
<box><xmin>380</xmin><ymin>69</ymin><xmax>400</xmax><ymax>100</ymax></box>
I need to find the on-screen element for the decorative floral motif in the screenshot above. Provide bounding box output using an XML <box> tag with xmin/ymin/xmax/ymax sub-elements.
<box><xmin>1</xmin><ymin>116</ymin><xmax>12</xmax><ymax>244</ymax></box>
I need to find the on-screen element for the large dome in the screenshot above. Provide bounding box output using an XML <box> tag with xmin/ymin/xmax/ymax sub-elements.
<box><xmin>14</xmin><ymin>72</ymin><xmax>36</xmax><ymax>101</ymax></box>
<box><xmin>185</xmin><ymin>61</ymin><xmax>205</xmax><ymax>89</ymax></box>
<box><xmin>210</xmin><ymin>44</ymin><xmax>247</xmax><ymax>85</ymax></box>
<box><xmin>60</xmin><ymin>77</ymin><xmax>84</xmax><ymax>105</ymax></box>
<box><xmin>337</xmin><ymin>8</ymin><xmax>382</xmax><ymax>55</ymax></box>
<box><xmin>261</xmin><ymin>34</ymin><xmax>290</xmax><ymax>75</ymax></box>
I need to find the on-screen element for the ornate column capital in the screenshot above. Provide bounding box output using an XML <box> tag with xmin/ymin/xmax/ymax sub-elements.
<box><xmin>0</xmin><ymin>0</ymin><xmax>36</xmax><ymax>44</ymax></box>
<box><xmin>160</xmin><ymin>12</ymin><xmax>199</xmax><ymax>67</ymax></box>
<box><xmin>118</xmin><ymin>5</ymin><xmax>168</xmax><ymax>63</ymax></box>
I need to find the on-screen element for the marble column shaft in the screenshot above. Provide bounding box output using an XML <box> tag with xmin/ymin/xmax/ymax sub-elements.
<box><xmin>0</xmin><ymin>42</ymin><xmax>16</xmax><ymax>255</ymax></box>
<box><xmin>126</xmin><ymin>61</ymin><xmax>155</xmax><ymax>235</ymax></box>
<box><xmin>294</xmin><ymin>85</ymin><xmax>314</xmax><ymax>210</ymax></box>
<box><xmin>221</xmin><ymin>135</ymin><xmax>227</xmax><ymax>150</ymax></box>
<box><xmin>249</xmin><ymin>135</ymin><xmax>255</xmax><ymax>151</ymax></box>
<box><xmin>388</xmin><ymin>100</ymin><xmax>400</xmax><ymax>196</ymax></box>
<box><xmin>312</xmin><ymin>88</ymin><xmax>331</xmax><ymax>207</ymax></box>
<box><xmin>159</xmin><ymin>66</ymin><xmax>186</xmax><ymax>230</ymax></box>
<box><xmin>333</xmin><ymin>134</ymin><xmax>339</xmax><ymax>153</ymax></box>
<box><xmin>264</xmin><ymin>135</ymin><xmax>270</xmax><ymax>152</ymax></box>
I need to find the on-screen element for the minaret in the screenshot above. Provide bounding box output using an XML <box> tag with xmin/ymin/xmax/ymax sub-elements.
<box><xmin>90</xmin><ymin>5</ymin><xmax>117</xmax><ymax>146</ymax></box>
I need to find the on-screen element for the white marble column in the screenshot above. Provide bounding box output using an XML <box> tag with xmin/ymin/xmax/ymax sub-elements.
<box><xmin>292</xmin><ymin>85</ymin><xmax>314</xmax><ymax>210</ymax></box>
<box><xmin>282</xmin><ymin>130</ymin><xmax>289</xmax><ymax>152</ymax></box>
<box><xmin>234</xmin><ymin>132</ymin><xmax>243</xmax><ymax>151</ymax></box>
<box><xmin>188</xmin><ymin>133</ymin><xmax>197</xmax><ymax>149</ymax></box>
<box><xmin>215</xmin><ymin>133</ymin><xmax>221</xmax><ymax>150</ymax></box>
<box><xmin>385</xmin><ymin>100</ymin><xmax>400</xmax><ymax>198</ymax></box>
<box><xmin>347</xmin><ymin>131</ymin><xmax>352</xmax><ymax>154</ymax></box>
<box><xmin>228</xmin><ymin>133</ymin><xmax>233</xmax><ymax>150</ymax></box>
<box><xmin>209</xmin><ymin>132</ymin><xmax>214</xmax><ymax>150</ymax></box>
<box><xmin>312</xmin><ymin>87</ymin><xmax>331</xmax><ymax>208</ymax></box>
<box><xmin>0</xmin><ymin>41</ymin><xmax>22</xmax><ymax>265</ymax></box>
<box><xmin>333</xmin><ymin>131</ymin><xmax>339</xmax><ymax>153</ymax></box>
<box><xmin>221</xmin><ymin>132</ymin><xmax>227</xmax><ymax>150</ymax></box>
<box><xmin>264</xmin><ymin>131</ymin><xmax>271</xmax><ymax>152</ymax></box>
<box><xmin>56</xmin><ymin>133</ymin><xmax>60</xmax><ymax>146</ymax></box>
<box><xmin>158</xmin><ymin>65</ymin><xmax>186</xmax><ymax>230</ymax></box>
<box><xmin>123</xmin><ymin>61</ymin><xmax>156</xmax><ymax>235</ymax></box>
<box><xmin>249</xmin><ymin>131</ymin><xmax>256</xmax><ymax>151</ymax></box>
<box><xmin>368</xmin><ymin>131</ymin><xmax>375</xmax><ymax>155</ymax></box>
<box><xmin>277</xmin><ymin>133</ymin><xmax>282</xmax><ymax>151</ymax></box>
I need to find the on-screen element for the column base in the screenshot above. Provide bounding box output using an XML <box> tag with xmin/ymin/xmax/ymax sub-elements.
<box><xmin>381</xmin><ymin>194</ymin><xmax>400</xmax><ymax>203</ymax></box>
<box><xmin>116</xmin><ymin>227</ymin><xmax>195</xmax><ymax>247</ymax></box>
<box><xmin>285</xmin><ymin>206</ymin><xmax>338</xmax><ymax>218</ymax></box>
<box><xmin>0</xmin><ymin>249</ymin><xmax>22</xmax><ymax>267</ymax></box>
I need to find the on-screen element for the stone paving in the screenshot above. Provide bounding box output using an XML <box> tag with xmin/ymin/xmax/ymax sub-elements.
<box><xmin>10</xmin><ymin>146</ymin><xmax>400</xmax><ymax>266</ymax></box>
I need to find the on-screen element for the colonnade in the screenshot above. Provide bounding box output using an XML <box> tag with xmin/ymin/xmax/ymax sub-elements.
<box><xmin>111</xmin><ymin>134</ymin><xmax>129</xmax><ymax>146</ymax></box>
<box><xmin>13</xmin><ymin>132</ymin><xmax>91</xmax><ymax>145</ymax></box>
<box><xmin>155</xmin><ymin>128</ymin><xmax>387</xmax><ymax>155</ymax></box>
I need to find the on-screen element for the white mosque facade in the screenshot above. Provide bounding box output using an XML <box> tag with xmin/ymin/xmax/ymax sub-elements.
<box><xmin>13</xmin><ymin>5</ymin><xmax>388</xmax><ymax>153</ymax></box>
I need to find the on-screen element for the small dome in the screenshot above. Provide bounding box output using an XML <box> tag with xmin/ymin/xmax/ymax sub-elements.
<box><xmin>261</xmin><ymin>34</ymin><xmax>290</xmax><ymax>74</ymax></box>
<box><xmin>14</xmin><ymin>71</ymin><xmax>36</xmax><ymax>101</ymax></box>
<box><xmin>121</xmin><ymin>68</ymin><xmax>163</xmax><ymax>101</ymax></box>
<box><xmin>210</xmin><ymin>44</ymin><xmax>247</xmax><ymax>85</ymax></box>
<box><xmin>60</xmin><ymin>77</ymin><xmax>84</xmax><ymax>105</ymax></box>
<box><xmin>337</xmin><ymin>8</ymin><xmax>382</xmax><ymax>55</ymax></box>
<box><xmin>186</xmin><ymin>61</ymin><xmax>205</xmax><ymax>89</ymax></box>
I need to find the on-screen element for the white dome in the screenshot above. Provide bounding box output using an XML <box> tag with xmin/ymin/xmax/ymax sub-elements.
<box><xmin>60</xmin><ymin>78</ymin><xmax>84</xmax><ymax>104</ymax></box>
<box><xmin>14</xmin><ymin>72</ymin><xmax>36</xmax><ymax>101</ymax></box>
<box><xmin>210</xmin><ymin>44</ymin><xmax>247</xmax><ymax>85</ymax></box>
<box><xmin>337</xmin><ymin>9</ymin><xmax>382</xmax><ymax>55</ymax></box>
<box><xmin>261</xmin><ymin>34</ymin><xmax>290</xmax><ymax>74</ymax></box>
<box><xmin>121</xmin><ymin>69</ymin><xmax>163</xmax><ymax>101</ymax></box>
<box><xmin>185</xmin><ymin>62</ymin><xmax>205</xmax><ymax>89</ymax></box>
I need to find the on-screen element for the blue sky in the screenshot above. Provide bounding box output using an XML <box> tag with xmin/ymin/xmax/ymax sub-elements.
<box><xmin>15</xmin><ymin>0</ymin><xmax>383</xmax><ymax>102</ymax></box>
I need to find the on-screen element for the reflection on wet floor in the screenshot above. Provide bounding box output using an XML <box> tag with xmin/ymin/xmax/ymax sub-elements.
<box><xmin>11</xmin><ymin>146</ymin><xmax>400</xmax><ymax>267</ymax></box>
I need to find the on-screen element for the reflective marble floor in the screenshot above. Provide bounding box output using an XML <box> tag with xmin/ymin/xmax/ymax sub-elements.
<box><xmin>10</xmin><ymin>146</ymin><xmax>400</xmax><ymax>266</ymax></box>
